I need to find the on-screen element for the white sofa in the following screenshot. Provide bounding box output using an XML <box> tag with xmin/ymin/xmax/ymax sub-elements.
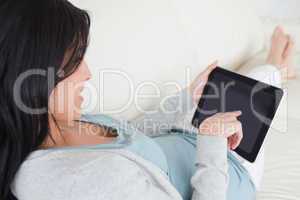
<box><xmin>239</xmin><ymin>48</ymin><xmax>300</xmax><ymax>200</ymax></box>
<box><xmin>72</xmin><ymin>0</ymin><xmax>264</xmax><ymax>119</ymax></box>
<box><xmin>72</xmin><ymin>0</ymin><xmax>300</xmax><ymax>199</ymax></box>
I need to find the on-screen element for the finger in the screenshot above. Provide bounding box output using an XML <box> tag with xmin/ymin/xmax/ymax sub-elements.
<box><xmin>220</xmin><ymin>111</ymin><xmax>242</xmax><ymax>118</ymax></box>
<box><xmin>213</xmin><ymin>112</ymin><xmax>225</xmax><ymax>117</ymax></box>
<box><xmin>228</xmin><ymin>135</ymin><xmax>236</xmax><ymax>149</ymax></box>
<box><xmin>222</xmin><ymin>116</ymin><xmax>238</xmax><ymax>122</ymax></box>
<box><xmin>227</xmin><ymin>135</ymin><xmax>235</xmax><ymax>150</ymax></box>
<box><xmin>211</xmin><ymin>112</ymin><xmax>242</xmax><ymax>124</ymax></box>
<box><xmin>223</xmin><ymin>121</ymin><xmax>242</xmax><ymax>138</ymax></box>
<box><xmin>202</xmin><ymin>60</ymin><xmax>218</xmax><ymax>76</ymax></box>
<box><xmin>229</xmin><ymin>122</ymin><xmax>243</xmax><ymax>149</ymax></box>
<box><xmin>231</xmin><ymin>129</ymin><xmax>243</xmax><ymax>150</ymax></box>
<box><xmin>228</xmin><ymin>138</ymin><xmax>232</xmax><ymax>149</ymax></box>
<box><xmin>211</xmin><ymin>113</ymin><xmax>238</xmax><ymax>123</ymax></box>
<box><xmin>235</xmin><ymin>126</ymin><xmax>243</xmax><ymax>148</ymax></box>
<box><xmin>228</xmin><ymin>134</ymin><xmax>237</xmax><ymax>150</ymax></box>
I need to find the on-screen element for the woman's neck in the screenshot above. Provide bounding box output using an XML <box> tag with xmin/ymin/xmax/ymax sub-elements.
<box><xmin>41</xmin><ymin>117</ymin><xmax>116</xmax><ymax>149</ymax></box>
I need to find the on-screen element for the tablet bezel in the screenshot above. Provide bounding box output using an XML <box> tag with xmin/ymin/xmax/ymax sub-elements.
<box><xmin>192</xmin><ymin>67</ymin><xmax>283</xmax><ymax>162</ymax></box>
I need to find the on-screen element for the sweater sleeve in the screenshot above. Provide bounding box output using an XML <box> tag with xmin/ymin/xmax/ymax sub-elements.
<box><xmin>131</xmin><ymin>87</ymin><xmax>229</xmax><ymax>200</ymax></box>
<box><xmin>131</xmin><ymin>87</ymin><xmax>195</xmax><ymax>136</ymax></box>
<box><xmin>191</xmin><ymin>135</ymin><xmax>229</xmax><ymax>200</ymax></box>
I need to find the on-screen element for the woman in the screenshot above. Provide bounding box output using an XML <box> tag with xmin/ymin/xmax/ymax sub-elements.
<box><xmin>0</xmin><ymin>0</ymin><xmax>296</xmax><ymax>200</ymax></box>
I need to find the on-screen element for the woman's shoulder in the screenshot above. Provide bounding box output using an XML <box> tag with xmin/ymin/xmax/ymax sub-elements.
<box><xmin>17</xmin><ymin>149</ymin><xmax>142</xmax><ymax>175</ymax></box>
<box><xmin>12</xmin><ymin>149</ymin><xmax>146</xmax><ymax>199</ymax></box>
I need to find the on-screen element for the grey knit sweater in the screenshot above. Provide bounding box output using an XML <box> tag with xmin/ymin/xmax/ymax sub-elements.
<box><xmin>11</xmin><ymin>88</ymin><xmax>228</xmax><ymax>200</ymax></box>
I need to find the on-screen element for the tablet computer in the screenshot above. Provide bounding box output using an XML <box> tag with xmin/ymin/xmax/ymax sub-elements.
<box><xmin>191</xmin><ymin>67</ymin><xmax>283</xmax><ymax>162</ymax></box>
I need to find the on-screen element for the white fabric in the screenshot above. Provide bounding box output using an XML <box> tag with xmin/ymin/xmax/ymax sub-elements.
<box><xmin>70</xmin><ymin>0</ymin><xmax>264</xmax><ymax>120</ymax></box>
<box><xmin>257</xmin><ymin>118</ymin><xmax>300</xmax><ymax>200</ymax></box>
<box><xmin>238</xmin><ymin>52</ymin><xmax>300</xmax><ymax>200</ymax></box>
<box><xmin>233</xmin><ymin>64</ymin><xmax>282</xmax><ymax>191</ymax></box>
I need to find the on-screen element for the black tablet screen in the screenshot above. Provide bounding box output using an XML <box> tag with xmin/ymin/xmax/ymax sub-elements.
<box><xmin>192</xmin><ymin>68</ymin><xmax>278</xmax><ymax>155</ymax></box>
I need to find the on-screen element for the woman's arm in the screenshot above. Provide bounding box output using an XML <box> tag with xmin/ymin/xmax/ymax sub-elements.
<box><xmin>191</xmin><ymin>135</ymin><xmax>228</xmax><ymax>200</ymax></box>
<box><xmin>131</xmin><ymin>87</ymin><xmax>195</xmax><ymax>136</ymax></box>
<box><xmin>191</xmin><ymin>111</ymin><xmax>243</xmax><ymax>200</ymax></box>
<box><xmin>131</xmin><ymin>62</ymin><xmax>218</xmax><ymax>136</ymax></box>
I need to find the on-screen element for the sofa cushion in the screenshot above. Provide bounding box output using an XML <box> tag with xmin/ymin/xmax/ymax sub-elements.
<box><xmin>257</xmin><ymin>118</ymin><xmax>300</xmax><ymax>200</ymax></box>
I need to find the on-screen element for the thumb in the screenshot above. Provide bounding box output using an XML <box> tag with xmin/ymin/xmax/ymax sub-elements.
<box><xmin>203</xmin><ymin>60</ymin><xmax>218</xmax><ymax>76</ymax></box>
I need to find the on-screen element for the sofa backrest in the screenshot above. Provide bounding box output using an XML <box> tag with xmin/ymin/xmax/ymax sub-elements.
<box><xmin>71</xmin><ymin>0</ymin><xmax>264</xmax><ymax>120</ymax></box>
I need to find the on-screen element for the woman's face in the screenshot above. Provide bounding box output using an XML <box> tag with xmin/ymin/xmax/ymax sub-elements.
<box><xmin>48</xmin><ymin>60</ymin><xmax>91</xmax><ymax>124</ymax></box>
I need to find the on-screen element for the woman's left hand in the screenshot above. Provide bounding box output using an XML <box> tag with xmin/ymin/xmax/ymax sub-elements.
<box><xmin>188</xmin><ymin>60</ymin><xmax>218</xmax><ymax>104</ymax></box>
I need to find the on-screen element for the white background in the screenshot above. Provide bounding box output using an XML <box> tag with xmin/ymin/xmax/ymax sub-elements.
<box><xmin>253</xmin><ymin>0</ymin><xmax>300</xmax><ymax>19</ymax></box>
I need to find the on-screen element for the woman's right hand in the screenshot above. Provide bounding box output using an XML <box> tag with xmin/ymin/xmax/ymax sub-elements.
<box><xmin>199</xmin><ymin>111</ymin><xmax>243</xmax><ymax>150</ymax></box>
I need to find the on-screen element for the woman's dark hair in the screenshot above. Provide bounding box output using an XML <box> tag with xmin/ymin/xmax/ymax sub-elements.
<box><xmin>0</xmin><ymin>0</ymin><xmax>90</xmax><ymax>199</ymax></box>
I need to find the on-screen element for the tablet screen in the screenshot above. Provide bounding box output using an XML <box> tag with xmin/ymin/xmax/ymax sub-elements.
<box><xmin>192</xmin><ymin>67</ymin><xmax>283</xmax><ymax>162</ymax></box>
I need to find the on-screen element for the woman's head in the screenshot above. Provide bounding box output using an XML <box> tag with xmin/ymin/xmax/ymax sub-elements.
<box><xmin>0</xmin><ymin>0</ymin><xmax>90</xmax><ymax>199</ymax></box>
<box><xmin>49</xmin><ymin>60</ymin><xmax>91</xmax><ymax>124</ymax></box>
